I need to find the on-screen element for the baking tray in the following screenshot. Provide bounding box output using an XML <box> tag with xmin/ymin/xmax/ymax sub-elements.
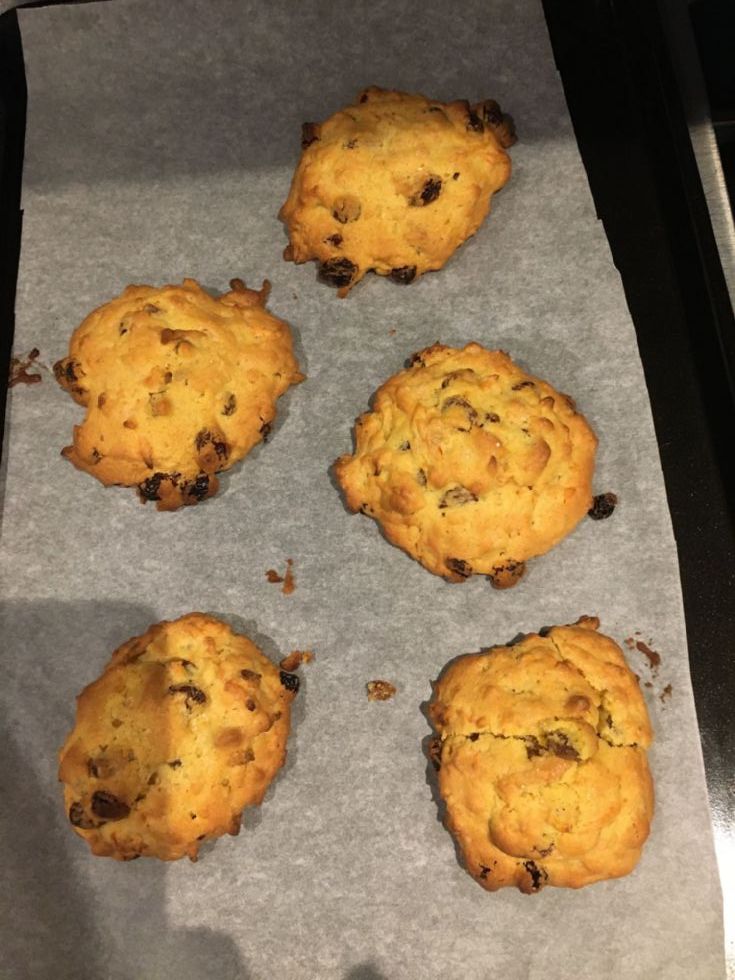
<box><xmin>0</xmin><ymin>0</ymin><xmax>732</xmax><ymax>975</ymax></box>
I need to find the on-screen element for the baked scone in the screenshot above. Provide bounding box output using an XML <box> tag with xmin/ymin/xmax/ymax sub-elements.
<box><xmin>279</xmin><ymin>86</ymin><xmax>515</xmax><ymax>295</ymax></box>
<box><xmin>54</xmin><ymin>278</ymin><xmax>304</xmax><ymax>510</ymax></box>
<box><xmin>58</xmin><ymin>613</ymin><xmax>300</xmax><ymax>861</ymax></box>
<box><xmin>428</xmin><ymin>617</ymin><xmax>655</xmax><ymax>892</ymax></box>
<box><xmin>334</xmin><ymin>343</ymin><xmax>597</xmax><ymax>587</ymax></box>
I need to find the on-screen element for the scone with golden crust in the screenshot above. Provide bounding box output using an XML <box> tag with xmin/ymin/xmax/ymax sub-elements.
<box><xmin>334</xmin><ymin>343</ymin><xmax>597</xmax><ymax>587</ymax></box>
<box><xmin>428</xmin><ymin>617</ymin><xmax>654</xmax><ymax>892</ymax></box>
<box><xmin>279</xmin><ymin>86</ymin><xmax>515</xmax><ymax>295</ymax></box>
<box><xmin>59</xmin><ymin>613</ymin><xmax>300</xmax><ymax>861</ymax></box>
<box><xmin>54</xmin><ymin>278</ymin><xmax>304</xmax><ymax>510</ymax></box>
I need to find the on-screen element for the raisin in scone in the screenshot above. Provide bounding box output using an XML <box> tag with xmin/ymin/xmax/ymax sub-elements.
<box><xmin>428</xmin><ymin>617</ymin><xmax>654</xmax><ymax>892</ymax></box>
<box><xmin>334</xmin><ymin>343</ymin><xmax>597</xmax><ymax>587</ymax></box>
<box><xmin>279</xmin><ymin>87</ymin><xmax>515</xmax><ymax>295</ymax></box>
<box><xmin>59</xmin><ymin>613</ymin><xmax>300</xmax><ymax>861</ymax></box>
<box><xmin>54</xmin><ymin>278</ymin><xmax>304</xmax><ymax>510</ymax></box>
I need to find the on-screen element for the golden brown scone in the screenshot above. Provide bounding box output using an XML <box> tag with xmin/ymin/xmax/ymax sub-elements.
<box><xmin>58</xmin><ymin>613</ymin><xmax>300</xmax><ymax>861</ymax></box>
<box><xmin>428</xmin><ymin>617</ymin><xmax>654</xmax><ymax>892</ymax></box>
<box><xmin>54</xmin><ymin>278</ymin><xmax>304</xmax><ymax>510</ymax></box>
<box><xmin>334</xmin><ymin>343</ymin><xmax>597</xmax><ymax>586</ymax></box>
<box><xmin>279</xmin><ymin>87</ymin><xmax>515</xmax><ymax>295</ymax></box>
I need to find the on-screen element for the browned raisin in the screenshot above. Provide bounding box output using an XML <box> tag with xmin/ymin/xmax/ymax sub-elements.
<box><xmin>588</xmin><ymin>492</ymin><xmax>618</xmax><ymax>520</ymax></box>
<box><xmin>446</xmin><ymin>557</ymin><xmax>472</xmax><ymax>578</ymax></box>
<box><xmin>185</xmin><ymin>474</ymin><xmax>210</xmax><ymax>500</ymax></box>
<box><xmin>259</xmin><ymin>421</ymin><xmax>272</xmax><ymax>442</ymax></box>
<box><xmin>168</xmin><ymin>684</ymin><xmax>206</xmax><ymax>708</ymax></box>
<box><xmin>318</xmin><ymin>258</ymin><xmax>357</xmax><ymax>288</ymax></box>
<box><xmin>522</xmin><ymin>860</ymin><xmax>548</xmax><ymax>892</ymax></box>
<box><xmin>91</xmin><ymin>791</ymin><xmax>130</xmax><ymax>821</ymax></box>
<box><xmin>439</xmin><ymin>486</ymin><xmax>478</xmax><ymax>508</ymax></box>
<box><xmin>279</xmin><ymin>671</ymin><xmax>300</xmax><ymax>693</ymax></box>
<box><xmin>301</xmin><ymin>122</ymin><xmax>319</xmax><ymax>148</ymax></box>
<box><xmin>546</xmin><ymin>731</ymin><xmax>579</xmax><ymax>760</ymax></box>
<box><xmin>326</xmin><ymin>234</ymin><xmax>343</xmax><ymax>247</ymax></box>
<box><xmin>389</xmin><ymin>266</ymin><xmax>417</xmax><ymax>284</ymax></box>
<box><xmin>240</xmin><ymin>669</ymin><xmax>261</xmax><ymax>682</ymax></box>
<box><xmin>413</xmin><ymin>177</ymin><xmax>442</xmax><ymax>205</ymax></box>
<box><xmin>222</xmin><ymin>393</ymin><xmax>237</xmax><ymax>416</ymax></box>
<box><xmin>69</xmin><ymin>802</ymin><xmax>97</xmax><ymax>829</ymax></box>
<box><xmin>511</xmin><ymin>380</ymin><xmax>534</xmax><ymax>390</ymax></box>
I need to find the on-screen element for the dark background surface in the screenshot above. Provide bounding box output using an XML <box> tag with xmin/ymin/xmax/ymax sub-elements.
<box><xmin>1</xmin><ymin>0</ymin><xmax>732</xmax><ymax>959</ymax></box>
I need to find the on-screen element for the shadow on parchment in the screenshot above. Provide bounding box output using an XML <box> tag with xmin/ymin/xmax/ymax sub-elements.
<box><xmin>344</xmin><ymin>964</ymin><xmax>389</xmax><ymax>980</ymax></box>
<box><xmin>0</xmin><ymin>600</ymin><xmax>250</xmax><ymax>980</ymax></box>
<box><xmin>20</xmin><ymin>0</ymin><xmax>558</xmax><ymax>192</ymax></box>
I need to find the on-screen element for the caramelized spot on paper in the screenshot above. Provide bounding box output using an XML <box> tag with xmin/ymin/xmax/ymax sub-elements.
<box><xmin>636</xmin><ymin>640</ymin><xmax>661</xmax><ymax>671</ymax></box>
<box><xmin>9</xmin><ymin>348</ymin><xmax>42</xmax><ymax>387</ymax></box>
<box><xmin>265</xmin><ymin>569</ymin><xmax>284</xmax><ymax>584</ymax></box>
<box><xmin>660</xmin><ymin>683</ymin><xmax>673</xmax><ymax>703</ymax></box>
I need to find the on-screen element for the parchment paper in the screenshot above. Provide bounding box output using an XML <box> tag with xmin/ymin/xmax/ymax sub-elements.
<box><xmin>0</xmin><ymin>1</ymin><xmax>725</xmax><ymax>977</ymax></box>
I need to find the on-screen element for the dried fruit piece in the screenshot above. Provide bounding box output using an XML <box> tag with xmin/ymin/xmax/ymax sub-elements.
<box><xmin>588</xmin><ymin>492</ymin><xmax>618</xmax><ymax>520</ymax></box>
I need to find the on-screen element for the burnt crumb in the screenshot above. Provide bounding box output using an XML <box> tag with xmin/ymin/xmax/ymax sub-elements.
<box><xmin>185</xmin><ymin>474</ymin><xmax>211</xmax><ymax>501</ymax></box>
<box><xmin>222</xmin><ymin>393</ymin><xmax>237</xmax><ymax>416</ymax></box>
<box><xmin>168</xmin><ymin>759</ymin><xmax>182</xmax><ymax>769</ymax></box>
<box><xmin>439</xmin><ymin>486</ymin><xmax>478</xmax><ymax>508</ymax></box>
<box><xmin>546</xmin><ymin>731</ymin><xmax>579</xmax><ymax>760</ymax></box>
<box><xmin>446</xmin><ymin>557</ymin><xmax>473</xmax><ymax>578</ymax></box>
<box><xmin>389</xmin><ymin>265</ymin><xmax>417</xmax><ymax>284</ymax></box>
<box><xmin>279</xmin><ymin>670</ymin><xmax>300</xmax><ymax>694</ymax></box>
<box><xmin>485</xmin><ymin>412</ymin><xmax>501</xmax><ymax>423</ymax></box>
<box><xmin>9</xmin><ymin>348</ymin><xmax>42</xmax><ymax>388</ymax></box>
<box><xmin>318</xmin><ymin>257</ymin><xmax>357</xmax><ymax>288</ymax></box>
<box><xmin>366</xmin><ymin>680</ymin><xmax>397</xmax><ymax>701</ymax></box>
<box><xmin>301</xmin><ymin>122</ymin><xmax>319</xmax><ymax>148</ymax></box>
<box><xmin>588</xmin><ymin>492</ymin><xmax>618</xmax><ymax>520</ymax></box>
<box><xmin>195</xmin><ymin>429</ymin><xmax>229</xmax><ymax>461</ymax></box>
<box><xmin>241</xmin><ymin>668</ymin><xmax>262</xmax><ymax>682</ymax></box>
<box><xmin>326</xmin><ymin>233</ymin><xmax>343</xmax><ymax>247</ymax></box>
<box><xmin>259</xmin><ymin>421</ymin><xmax>272</xmax><ymax>442</ymax></box>
<box><xmin>428</xmin><ymin>737</ymin><xmax>442</xmax><ymax>771</ymax></box>
<box><xmin>466</xmin><ymin>109</ymin><xmax>484</xmax><ymax>132</ymax></box>
<box><xmin>412</xmin><ymin>176</ymin><xmax>442</xmax><ymax>206</ymax></box>
<box><xmin>511</xmin><ymin>380</ymin><xmax>534</xmax><ymax>391</ymax></box>
<box><xmin>478</xmin><ymin>865</ymin><xmax>493</xmax><ymax>880</ymax></box>
<box><xmin>91</xmin><ymin>791</ymin><xmax>130</xmax><ymax>822</ymax></box>
<box><xmin>522</xmin><ymin>860</ymin><xmax>548</xmax><ymax>892</ymax></box>
<box><xmin>69</xmin><ymin>802</ymin><xmax>97</xmax><ymax>829</ymax></box>
<box><xmin>168</xmin><ymin>684</ymin><xmax>207</xmax><ymax>708</ymax></box>
<box><xmin>280</xmin><ymin>650</ymin><xmax>314</xmax><ymax>671</ymax></box>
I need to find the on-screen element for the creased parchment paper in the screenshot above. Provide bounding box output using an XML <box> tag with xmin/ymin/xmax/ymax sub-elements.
<box><xmin>0</xmin><ymin>1</ymin><xmax>725</xmax><ymax>977</ymax></box>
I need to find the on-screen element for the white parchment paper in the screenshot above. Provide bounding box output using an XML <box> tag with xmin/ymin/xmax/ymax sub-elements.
<box><xmin>0</xmin><ymin>1</ymin><xmax>725</xmax><ymax>977</ymax></box>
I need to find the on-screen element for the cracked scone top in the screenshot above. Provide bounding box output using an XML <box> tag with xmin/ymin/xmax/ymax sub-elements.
<box><xmin>334</xmin><ymin>343</ymin><xmax>597</xmax><ymax>586</ymax></box>
<box><xmin>54</xmin><ymin>278</ymin><xmax>304</xmax><ymax>510</ymax></box>
<box><xmin>279</xmin><ymin>86</ymin><xmax>515</xmax><ymax>295</ymax></box>
<box><xmin>59</xmin><ymin>613</ymin><xmax>300</xmax><ymax>861</ymax></box>
<box><xmin>428</xmin><ymin>617</ymin><xmax>654</xmax><ymax>892</ymax></box>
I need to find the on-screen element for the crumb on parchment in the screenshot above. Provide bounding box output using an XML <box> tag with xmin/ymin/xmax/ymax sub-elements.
<box><xmin>367</xmin><ymin>680</ymin><xmax>396</xmax><ymax>701</ymax></box>
<box><xmin>280</xmin><ymin>650</ymin><xmax>314</xmax><ymax>671</ymax></box>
